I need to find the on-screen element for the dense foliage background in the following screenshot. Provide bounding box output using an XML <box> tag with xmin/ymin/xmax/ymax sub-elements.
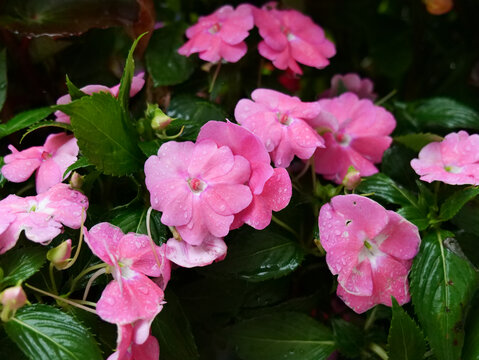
<box><xmin>0</xmin><ymin>0</ymin><xmax>479</xmax><ymax>359</ymax></box>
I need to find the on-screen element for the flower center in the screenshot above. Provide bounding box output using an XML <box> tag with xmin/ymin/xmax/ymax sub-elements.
<box><xmin>188</xmin><ymin>178</ymin><xmax>206</xmax><ymax>193</ymax></box>
<box><xmin>41</xmin><ymin>151</ymin><xmax>52</xmax><ymax>160</ymax></box>
<box><xmin>335</xmin><ymin>132</ymin><xmax>351</xmax><ymax>146</ymax></box>
<box><xmin>209</xmin><ymin>23</ymin><xmax>221</xmax><ymax>34</ymax></box>
<box><xmin>444</xmin><ymin>165</ymin><xmax>462</xmax><ymax>173</ymax></box>
<box><xmin>277</xmin><ymin>112</ymin><xmax>292</xmax><ymax>126</ymax></box>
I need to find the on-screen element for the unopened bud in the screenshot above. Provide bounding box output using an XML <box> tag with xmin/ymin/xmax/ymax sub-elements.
<box><xmin>70</xmin><ymin>172</ymin><xmax>84</xmax><ymax>190</ymax></box>
<box><xmin>424</xmin><ymin>0</ymin><xmax>453</xmax><ymax>15</ymax></box>
<box><xmin>151</xmin><ymin>111</ymin><xmax>172</xmax><ymax>131</ymax></box>
<box><xmin>47</xmin><ymin>239</ymin><xmax>72</xmax><ymax>270</ymax></box>
<box><xmin>342</xmin><ymin>166</ymin><xmax>361</xmax><ymax>190</ymax></box>
<box><xmin>0</xmin><ymin>286</ymin><xmax>27</xmax><ymax>321</ymax></box>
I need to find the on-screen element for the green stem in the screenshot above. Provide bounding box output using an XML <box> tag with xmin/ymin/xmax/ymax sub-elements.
<box><xmin>62</xmin><ymin>208</ymin><xmax>86</xmax><ymax>270</ymax></box>
<box><xmin>209</xmin><ymin>61</ymin><xmax>222</xmax><ymax>94</ymax></box>
<box><xmin>375</xmin><ymin>89</ymin><xmax>397</xmax><ymax>106</ymax></box>
<box><xmin>49</xmin><ymin>263</ymin><xmax>58</xmax><ymax>295</ymax></box>
<box><xmin>69</xmin><ymin>263</ymin><xmax>107</xmax><ymax>294</ymax></box>
<box><xmin>364</xmin><ymin>306</ymin><xmax>378</xmax><ymax>330</ymax></box>
<box><xmin>369</xmin><ymin>342</ymin><xmax>388</xmax><ymax>360</ymax></box>
<box><xmin>146</xmin><ymin>207</ymin><xmax>163</xmax><ymax>272</ymax></box>
<box><xmin>271</xmin><ymin>215</ymin><xmax>299</xmax><ymax>238</ymax></box>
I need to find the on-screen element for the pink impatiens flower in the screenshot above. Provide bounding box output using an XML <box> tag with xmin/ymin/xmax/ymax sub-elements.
<box><xmin>411</xmin><ymin>131</ymin><xmax>479</xmax><ymax>185</ymax></box>
<box><xmin>319</xmin><ymin>194</ymin><xmax>421</xmax><ymax>313</ymax></box>
<box><xmin>178</xmin><ymin>4</ymin><xmax>254</xmax><ymax>63</ymax></box>
<box><xmin>84</xmin><ymin>222</ymin><xmax>170</xmax><ymax>345</ymax></box>
<box><xmin>320</xmin><ymin>73</ymin><xmax>377</xmax><ymax>101</ymax></box>
<box><xmin>197</xmin><ymin>121</ymin><xmax>292</xmax><ymax>230</ymax></box>
<box><xmin>253</xmin><ymin>4</ymin><xmax>336</xmax><ymax>75</ymax></box>
<box><xmin>145</xmin><ymin>139</ymin><xmax>253</xmax><ymax>245</ymax></box>
<box><xmin>165</xmin><ymin>234</ymin><xmax>227</xmax><ymax>268</ymax></box>
<box><xmin>55</xmin><ymin>73</ymin><xmax>145</xmax><ymax>124</ymax></box>
<box><xmin>108</xmin><ymin>324</ymin><xmax>160</xmax><ymax>360</ymax></box>
<box><xmin>235</xmin><ymin>88</ymin><xmax>324</xmax><ymax>168</ymax></box>
<box><xmin>311</xmin><ymin>92</ymin><xmax>396</xmax><ymax>183</ymax></box>
<box><xmin>0</xmin><ymin>183</ymin><xmax>88</xmax><ymax>254</ymax></box>
<box><xmin>2</xmin><ymin>133</ymin><xmax>79</xmax><ymax>194</ymax></box>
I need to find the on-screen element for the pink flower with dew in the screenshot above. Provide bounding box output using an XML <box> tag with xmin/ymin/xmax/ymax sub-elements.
<box><xmin>319</xmin><ymin>195</ymin><xmax>421</xmax><ymax>313</ymax></box>
<box><xmin>107</xmin><ymin>324</ymin><xmax>159</xmax><ymax>360</ymax></box>
<box><xmin>165</xmin><ymin>234</ymin><xmax>227</xmax><ymax>268</ymax></box>
<box><xmin>197</xmin><ymin>121</ymin><xmax>292</xmax><ymax>230</ymax></box>
<box><xmin>320</xmin><ymin>73</ymin><xmax>377</xmax><ymax>101</ymax></box>
<box><xmin>84</xmin><ymin>222</ymin><xmax>170</xmax><ymax>345</ymax></box>
<box><xmin>2</xmin><ymin>133</ymin><xmax>79</xmax><ymax>194</ymax></box>
<box><xmin>178</xmin><ymin>4</ymin><xmax>254</xmax><ymax>63</ymax></box>
<box><xmin>235</xmin><ymin>88</ymin><xmax>324</xmax><ymax>168</ymax></box>
<box><xmin>0</xmin><ymin>184</ymin><xmax>88</xmax><ymax>254</ymax></box>
<box><xmin>311</xmin><ymin>92</ymin><xmax>396</xmax><ymax>184</ymax></box>
<box><xmin>55</xmin><ymin>73</ymin><xmax>145</xmax><ymax>124</ymax></box>
<box><xmin>145</xmin><ymin>139</ymin><xmax>253</xmax><ymax>245</ymax></box>
<box><xmin>253</xmin><ymin>4</ymin><xmax>336</xmax><ymax>75</ymax></box>
<box><xmin>410</xmin><ymin>131</ymin><xmax>479</xmax><ymax>185</ymax></box>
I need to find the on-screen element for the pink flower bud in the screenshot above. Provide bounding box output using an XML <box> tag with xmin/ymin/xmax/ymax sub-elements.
<box><xmin>342</xmin><ymin>166</ymin><xmax>361</xmax><ymax>190</ymax></box>
<box><xmin>1</xmin><ymin>286</ymin><xmax>27</xmax><ymax>321</ymax></box>
<box><xmin>151</xmin><ymin>110</ymin><xmax>172</xmax><ymax>131</ymax></box>
<box><xmin>70</xmin><ymin>172</ymin><xmax>84</xmax><ymax>189</ymax></box>
<box><xmin>47</xmin><ymin>239</ymin><xmax>72</xmax><ymax>270</ymax></box>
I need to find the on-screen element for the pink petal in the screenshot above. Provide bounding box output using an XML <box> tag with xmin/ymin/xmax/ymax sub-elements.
<box><xmin>36</xmin><ymin>158</ymin><xmax>63</xmax><ymax>194</ymax></box>
<box><xmin>188</xmin><ymin>140</ymin><xmax>234</xmax><ymax>180</ymax></box>
<box><xmin>165</xmin><ymin>236</ymin><xmax>227</xmax><ymax>268</ymax></box>
<box><xmin>0</xmin><ymin>222</ymin><xmax>22</xmax><ymax>254</ymax></box>
<box><xmin>371</xmin><ymin>255</ymin><xmax>410</xmax><ymax>306</ymax></box>
<box><xmin>218</xmin><ymin>42</ymin><xmax>248</xmax><ymax>63</ymax></box>
<box><xmin>350</xmin><ymin>136</ymin><xmax>392</xmax><ymax>164</ymax></box>
<box><xmin>338</xmin><ymin>259</ymin><xmax>373</xmax><ymax>296</ymax></box>
<box><xmin>84</xmin><ymin>222</ymin><xmax>125</xmax><ymax>265</ymax></box>
<box><xmin>203</xmin><ymin>183</ymin><xmax>252</xmax><ymax>216</ymax></box>
<box><xmin>18</xmin><ymin>212</ymin><xmax>62</xmax><ymax>244</ymax></box>
<box><xmin>336</xmin><ymin>284</ymin><xmax>377</xmax><ymax>314</ymax></box>
<box><xmin>97</xmin><ymin>274</ymin><xmax>164</xmax><ymax>325</ymax></box>
<box><xmin>378</xmin><ymin>211</ymin><xmax>421</xmax><ymax>260</ymax></box>
<box><xmin>132</xmin><ymin>335</ymin><xmax>160</xmax><ymax>360</ymax></box>
<box><xmin>2</xmin><ymin>145</ymin><xmax>43</xmax><ymax>183</ymax></box>
<box><xmin>110</xmin><ymin>73</ymin><xmax>145</xmax><ymax>97</ymax></box>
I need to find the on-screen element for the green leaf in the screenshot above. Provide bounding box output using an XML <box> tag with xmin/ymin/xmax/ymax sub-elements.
<box><xmin>0</xmin><ymin>107</ymin><xmax>53</xmax><ymax>140</ymax></box>
<box><xmin>357</xmin><ymin>173</ymin><xmax>417</xmax><ymax>207</ymax></box>
<box><xmin>394</xmin><ymin>132</ymin><xmax>443</xmax><ymax>152</ymax></box>
<box><xmin>397</xmin><ymin>206</ymin><xmax>429</xmax><ymax>231</ymax></box>
<box><xmin>332</xmin><ymin>319</ymin><xmax>363</xmax><ymax>358</ymax></box>
<box><xmin>109</xmin><ymin>204</ymin><xmax>168</xmax><ymax>245</ymax></box>
<box><xmin>63</xmin><ymin>157</ymin><xmax>91</xmax><ymax>178</ymax></box>
<box><xmin>203</xmin><ymin>228</ymin><xmax>304</xmax><ymax>282</ymax></box>
<box><xmin>59</xmin><ymin>92</ymin><xmax>144</xmax><ymax>176</ymax></box>
<box><xmin>388</xmin><ymin>299</ymin><xmax>426</xmax><ymax>360</ymax></box>
<box><xmin>20</xmin><ymin>120</ymin><xmax>73</xmax><ymax>143</ymax></box>
<box><xmin>230</xmin><ymin>312</ymin><xmax>335</xmax><ymax>360</ymax></box>
<box><xmin>139</xmin><ymin>139</ymin><xmax>165</xmax><ymax>157</ymax></box>
<box><xmin>0</xmin><ymin>247</ymin><xmax>46</xmax><ymax>288</ymax></box>
<box><xmin>145</xmin><ymin>23</ymin><xmax>195</xmax><ymax>87</ymax></box>
<box><xmin>151</xmin><ymin>290</ymin><xmax>199</xmax><ymax>360</ymax></box>
<box><xmin>407</xmin><ymin>98</ymin><xmax>479</xmax><ymax>131</ymax></box>
<box><xmin>0</xmin><ymin>48</ymin><xmax>7</xmax><ymax>112</ymax></box>
<box><xmin>0</xmin><ymin>156</ymin><xmax>6</xmax><ymax>188</ymax></box>
<box><xmin>463</xmin><ymin>292</ymin><xmax>479</xmax><ymax>360</ymax></box>
<box><xmin>439</xmin><ymin>187</ymin><xmax>479</xmax><ymax>222</ymax></box>
<box><xmin>65</xmin><ymin>75</ymin><xmax>87</xmax><ymax>100</ymax></box>
<box><xmin>117</xmin><ymin>33</ymin><xmax>145</xmax><ymax>112</ymax></box>
<box><xmin>4</xmin><ymin>304</ymin><xmax>102</xmax><ymax>360</ymax></box>
<box><xmin>167</xmin><ymin>94</ymin><xmax>227</xmax><ymax>141</ymax></box>
<box><xmin>410</xmin><ymin>232</ymin><xmax>479</xmax><ymax>360</ymax></box>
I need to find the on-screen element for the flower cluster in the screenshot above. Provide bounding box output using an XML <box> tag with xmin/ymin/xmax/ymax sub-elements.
<box><xmin>145</xmin><ymin>121</ymin><xmax>292</xmax><ymax>268</ymax></box>
<box><xmin>178</xmin><ymin>2</ymin><xmax>335</xmax><ymax>75</ymax></box>
<box><xmin>319</xmin><ymin>195</ymin><xmax>421</xmax><ymax>313</ymax></box>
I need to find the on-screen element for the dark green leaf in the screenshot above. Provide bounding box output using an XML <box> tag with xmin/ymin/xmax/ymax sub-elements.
<box><xmin>109</xmin><ymin>204</ymin><xmax>168</xmax><ymax>245</ymax></box>
<box><xmin>146</xmin><ymin>23</ymin><xmax>195</xmax><ymax>87</ymax></box>
<box><xmin>65</xmin><ymin>75</ymin><xmax>87</xmax><ymax>100</ymax></box>
<box><xmin>63</xmin><ymin>157</ymin><xmax>91</xmax><ymax>178</ymax></box>
<box><xmin>357</xmin><ymin>173</ymin><xmax>417</xmax><ymax>207</ymax></box>
<box><xmin>0</xmin><ymin>328</ymin><xmax>27</xmax><ymax>360</ymax></box>
<box><xmin>0</xmin><ymin>107</ymin><xmax>53</xmax><ymax>140</ymax></box>
<box><xmin>397</xmin><ymin>206</ymin><xmax>429</xmax><ymax>231</ymax></box>
<box><xmin>230</xmin><ymin>312</ymin><xmax>335</xmax><ymax>360</ymax></box>
<box><xmin>117</xmin><ymin>33</ymin><xmax>145</xmax><ymax>112</ymax></box>
<box><xmin>439</xmin><ymin>187</ymin><xmax>479</xmax><ymax>222</ymax></box>
<box><xmin>0</xmin><ymin>247</ymin><xmax>46</xmax><ymax>288</ymax></box>
<box><xmin>139</xmin><ymin>139</ymin><xmax>165</xmax><ymax>157</ymax></box>
<box><xmin>0</xmin><ymin>48</ymin><xmax>7</xmax><ymax>112</ymax></box>
<box><xmin>332</xmin><ymin>319</ymin><xmax>363</xmax><ymax>358</ymax></box>
<box><xmin>408</xmin><ymin>98</ymin><xmax>479</xmax><ymax>131</ymax></box>
<box><xmin>151</xmin><ymin>290</ymin><xmax>199</xmax><ymax>360</ymax></box>
<box><xmin>410</xmin><ymin>232</ymin><xmax>479</xmax><ymax>360</ymax></box>
<box><xmin>167</xmin><ymin>94</ymin><xmax>227</xmax><ymax>141</ymax></box>
<box><xmin>463</xmin><ymin>292</ymin><xmax>479</xmax><ymax>360</ymax></box>
<box><xmin>4</xmin><ymin>304</ymin><xmax>102</xmax><ymax>360</ymax></box>
<box><xmin>59</xmin><ymin>92</ymin><xmax>144</xmax><ymax>176</ymax></box>
<box><xmin>388</xmin><ymin>298</ymin><xmax>426</xmax><ymax>360</ymax></box>
<box><xmin>0</xmin><ymin>157</ymin><xmax>6</xmax><ymax>188</ymax></box>
<box><xmin>20</xmin><ymin>120</ymin><xmax>73</xmax><ymax>143</ymax></box>
<box><xmin>394</xmin><ymin>132</ymin><xmax>443</xmax><ymax>152</ymax></box>
<box><xmin>203</xmin><ymin>228</ymin><xmax>304</xmax><ymax>282</ymax></box>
